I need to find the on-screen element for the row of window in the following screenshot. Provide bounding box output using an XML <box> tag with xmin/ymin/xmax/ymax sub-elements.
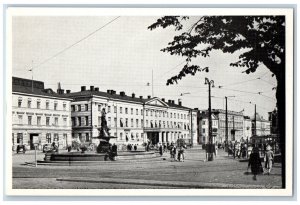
<box><xmin>12</xmin><ymin>133</ymin><xmax>68</xmax><ymax>144</ymax></box>
<box><xmin>16</xmin><ymin>115</ymin><xmax>68</xmax><ymax>126</ymax></box>
<box><xmin>18</xmin><ymin>98</ymin><xmax>67</xmax><ymax>111</ymax></box>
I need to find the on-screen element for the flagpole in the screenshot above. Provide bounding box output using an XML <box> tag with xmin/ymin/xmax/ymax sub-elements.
<box><xmin>152</xmin><ymin>69</ymin><xmax>154</xmax><ymax>97</ymax></box>
<box><xmin>31</xmin><ymin>61</ymin><xmax>33</xmax><ymax>92</ymax></box>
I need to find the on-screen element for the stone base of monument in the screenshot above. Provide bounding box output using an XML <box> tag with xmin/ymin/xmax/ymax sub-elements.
<box><xmin>43</xmin><ymin>151</ymin><xmax>156</xmax><ymax>163</ymax></box>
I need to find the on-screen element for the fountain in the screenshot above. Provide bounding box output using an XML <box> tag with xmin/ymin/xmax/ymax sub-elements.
<box><xmin>42</xmin><ymin>108</ymin><xmax>156</xmax><ymax>164</ymax></box>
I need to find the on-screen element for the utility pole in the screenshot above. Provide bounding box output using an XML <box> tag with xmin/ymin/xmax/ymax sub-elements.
<box><xmin>225</xmin><ymin>97</ymin><xmax>228</xmax><ymax>152</ymax></box>
<box><xmin>152</xmin><ymin>69</ymin><xmax>154</xmax><ymax>97</ymax></box>
<box><xmin>254</xmin><ymin>104</ymin><xmax>257</xmax><ymax>136</ymax></box>
<box><xmin>205</xmin><ymin>78</ymin><xmax>214</xmax><ymax>161</ymax></box>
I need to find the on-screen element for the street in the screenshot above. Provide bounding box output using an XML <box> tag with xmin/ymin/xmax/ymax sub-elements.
<box><xmin>12</xmin><ymin>148</ymin><xmax>282</xmax><ymax>189</ymax></box>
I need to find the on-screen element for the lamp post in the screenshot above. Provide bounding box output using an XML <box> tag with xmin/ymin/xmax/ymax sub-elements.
<box><xmin>224</xmin><ymin>95</ymin><xmax>235</xmax><ymax>152</ymax></box>
<box><xmin>205</xmin><ymin>78</ymin><xmax>214</xmax><ymax>161</ymax></box>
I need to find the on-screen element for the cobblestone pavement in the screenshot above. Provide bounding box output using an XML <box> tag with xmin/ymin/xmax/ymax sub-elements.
<box><xmin>12</xmin><ymin>148</ymin><xmax>282</xmax><ymax>189</ymax></box>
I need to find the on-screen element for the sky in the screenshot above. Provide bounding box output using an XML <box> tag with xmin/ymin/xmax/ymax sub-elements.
<box><xmin>12</xmin><ymin>16</ymin><xmax>277</xmax><ymax>119</ymax></box>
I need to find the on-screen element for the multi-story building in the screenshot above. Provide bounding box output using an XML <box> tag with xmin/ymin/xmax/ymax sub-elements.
<box><xmin>197</xmin><ymin>111</ymin><xmax>219</xmax><ymax>144</ymax></box>
<box><xmin>12</xmin><ymin>77</ymin><xmax>72</xmax><ymax>150</ymax></box>
<box><xmin>65</xmin><ymin>86</ymin><xmax>198</xmax><ymax>146</ymax></box>
<box><xmin>252</xmin><ymin>113</ymin><xmax>271</xmax><ymax>136</ymax></box>
<box><xmin>197</xmin><ymin>109</ymin><xmax>244</xmax><ymax>144</ymax></box>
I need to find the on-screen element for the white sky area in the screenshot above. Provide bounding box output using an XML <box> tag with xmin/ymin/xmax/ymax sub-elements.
<box><xmin>12</xmin><ymin>16</ymin><xmax>277</xmax><ymax>119</ymax></box>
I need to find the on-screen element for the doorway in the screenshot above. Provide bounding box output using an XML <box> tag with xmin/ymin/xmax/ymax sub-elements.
<box><xmin>147</xmin><ymin>132</ymin><xmax>159</xmax><ymax>145</ymax></box>
<box><xmin>29</xmin><ymin>133</ymin><xmax>39</xmax><ymax>150</ymax></box>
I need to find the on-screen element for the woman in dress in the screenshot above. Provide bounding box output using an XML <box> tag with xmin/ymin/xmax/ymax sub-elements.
<box><xmin>248</xmin><ymin>147</ymin><xmax>263</xmax><ymax>180</ymax></box>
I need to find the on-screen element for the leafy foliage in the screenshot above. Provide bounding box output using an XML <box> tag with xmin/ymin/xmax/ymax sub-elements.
<box><xmin>148</xmin><ymin>16</ymin><xmax>285</xmax><ymax>84</ymax></box>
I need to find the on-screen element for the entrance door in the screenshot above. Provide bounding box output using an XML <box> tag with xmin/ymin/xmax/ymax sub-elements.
<box><xmin>147</xmin><ymin>132</ymin><xmax>159</xmax><ymax>145</ymax></box>
<box><xmin>29</xmin><ymin>134</ymin><xmax>39</xmax><ymax>150</ymax></box>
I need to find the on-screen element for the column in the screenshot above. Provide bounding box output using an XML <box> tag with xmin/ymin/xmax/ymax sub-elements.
<box><xmin>162</xmin><ymin>132</ymin><xmax>165</xmax><ymax>143</ymax></box>
<box><xmin>158</xmin><ymin>132</ymin><xmax>162</xmax><ymax>143</ymax></box>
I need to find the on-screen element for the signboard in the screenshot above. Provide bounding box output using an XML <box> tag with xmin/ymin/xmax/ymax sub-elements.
<box><xmin>33</xmin><ymin>136</ymin><xmax>39</xmax><ymax>145</ymax></box>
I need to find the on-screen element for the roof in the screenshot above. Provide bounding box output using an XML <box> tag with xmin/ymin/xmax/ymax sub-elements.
<box><xmin>12</xmin><ymin>84</ymin><xmax>72</xmax><ymax>100</ymax></box>
<box><xmin>64</xmin><ymin>90</ymin><xmax>191</xmax><ymax>110</ymax></box>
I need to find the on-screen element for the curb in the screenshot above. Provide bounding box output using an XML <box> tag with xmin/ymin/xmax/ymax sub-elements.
<box><xmin>56</xmin><ymin>177</ymin><xmax>281</xmax><ymax>189</ymax></box>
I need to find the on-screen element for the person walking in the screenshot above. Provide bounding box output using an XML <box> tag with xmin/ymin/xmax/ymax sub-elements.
<box><xmin>172</xmin><ymin>145</ymin><xmax>177</xmax><ymax>161</ymax></box>
<box><xmin>134</xmin><ymin>144</ymin><xmax>137</xmax><ymax>151</ymax></box>
<box><xmin>159</xmin><ymin>144</ymin><xmax>163</xmax><ymax>156</ymax></box>
<box><xmin>264</xmin><ymin>145</ymin><xmax>274</xmax><ymax>175</ymax></box>
<box><xmin>248</xmin><ymin>147</ymin><xmax>263</xmax><ymax>180</ymax></box>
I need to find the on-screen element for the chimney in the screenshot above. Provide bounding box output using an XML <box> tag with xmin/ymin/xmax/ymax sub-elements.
<box><xmin>132</xmin><ymin>93</ymin><xmax>135</xmax><ymax>98</ymax></box>
<box><xmin>172</xmin><ymin>100</ymin><xmax>175</xmax><ymax>104</ymax></box>
<box><xmin>139</xmin><ymin>96</ymin><xmax>143</xmax><ymax>99</ymax></box>
<box><xmin>178</xmin><ymin>99</ymin><xmax>182</xmax><ymax>106</ymax></box>
<box><xmin>168</xmin><ymin>100</ymin><xmax>172</xmax><ymax>104</ymax></box>
<box><xmin>111</xmin><ymin>90</ymin><xmax>116</xmax><ymax>95</ymax></box>
<box><xmin>162</xmin><ymin>98</ymin><xmax>165</xmax><ymax>102</ymax></box>
<box><xmin>107</xmin><ymin>90</ymin><xmax>111</xmax><ymax>94</ymax></box>
<box><xmin>120</xmin><ymin>91</ymin><xmax>125</xmax><ymax>96</ymax></box>
<box><xmin>61</xmin><ymin>89</ymin><xmax>64</xmax><ymax>94</ymax></box>
<box><xmin>81</xmin><ymin>86</ymin><xmax>86</xmax><ymax>91</ymax></box>
<box><xmin>95</xmin><ymin>87</ymin><xmax>99</xmax><ymax>91</ymax></box>
<box><xmin>66</xmin><ymin>90</ymin><xmax>71</xmax><ymax>94</ymax></box>
<box><xmin>90</xmin><ymin>86</ymin><xmax>94</xmax><ymax>91</ymax></box>
<box><xmin>148</xmin><ymin>95</ymin><xmax>151</xmax><ymax>99</ymax></box>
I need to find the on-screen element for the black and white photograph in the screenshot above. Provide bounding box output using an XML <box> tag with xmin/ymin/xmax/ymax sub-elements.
<box><xmin>5</xmin><ymin>7</ymin><xmax>294</xmax><ymax>196</ymax></box>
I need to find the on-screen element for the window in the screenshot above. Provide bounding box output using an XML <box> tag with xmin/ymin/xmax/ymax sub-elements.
<box><xmin>71</xmin><ymin>105</ymin><xmax>75</xmax><ymax>112</ymax></box>
<box><xmin>141</xmin><ymin>109</ymin><xmax>143</xmax><ymax>115</ymax></box>
<box><xmin>85</xmin><ymin>116</ymin><xmax>89</xmax><ymax>126</ymax></box>
<box><xmin>125</xmin><ymin>118</ymin><xmax>128</xmax><ymax>127</ymax></box>
<box><xmin>54</xmin><ymin>117</ymin><xmax>58</xmax><ymax>126</ymax></box>
<box><xmin>98</xmin><ymin>105</ymin><xmax>101</xmax><ymax>111</ymax></box>
<box><xmin>78</xmin><ymin>117</ymin><xmax>81</xmax><ymax>126</ymax></box>
<box><xmin>63</xmin><ymin>118</ymin><xmax>67</xmax><ymax>126</ymax></box>
<box><xmin>131</xmin><ymin>108</ymin><xmax>133</xmax><ymax>115</ymax></box>
<box><xmin>18</xmin><ymin>99</ymin><xmax>22</xmax><ymax>108</ymax></box>
<box><xmin>114</xmin><ymin>118</ymin><xmax>117</xmax><ymax>127</ymax></box>
<box><xmin>46</xmin><ymin>133</ymin><xmax>51</xmax><ymax>143</ymax></box>
<box><xmin>155</xmin><ymin>111</ymin><xmax>157</xmax><ymax>117</ymax></box>
<box><xmin>114</xmin><ymin>132</ymin><xmax>117</xmax><ymax>138</ymax></box>
<box><xmin>98</xmin><ymin>116</ymin><xmax>101</xmax><ymax>126</ymax></box>
<box><xmin>150</xmin><ymin>120</ymin><xmax>153</xmax><ymax>128</ymax></box>
<box><xmin>202</xmin><ymin>121</ymin><xmax>206</xmax><ymax>125</ymax></box>
<box><xmin>159</xmin><ymin>111</ymin><xmax>161</xmax><ymax>117</ymax></box>
<box><xmin>79</xmin><ymin>133</ymin><xmax>83</xmax><ymax>142</ymax></box>
<box><xmin>28</xmin><ymin>116</ymin><xmax>32</xmax><ymax>125</ymax></box>
<box><xmin>86</xmin><ymin>133</ymin><xmax>90</xmax><ymax>142</ymax></box>
<box><xmin>46</xmin><ymin>117</ymin><xmax>50</xmax><ymax>126</ymax></box>
<box><xmin>12</xmin><ymin>133</ymin><xmax>14</xmax><ymax>145</ymax></box>
<box><xmin>202</xmin><ymin>129</ymin><xmax>205</xmax><ymax>133</ymax></box>
<box><xmin>54</xmin><ymin>133</ymin><xmax>59</xmax><ymax>142</ymax></box>
<box><xmin>159</xmin><ymin>120</ymin><xmax>161</xmax><ymax>127</ymax></box>
<box><xmin>120</xmin><ymin>118</ymin><xmax>124</xmax><ymax>127</ymax></box>
<box><xmin>136</xmin><ymin>109</ymin><xmax>138</xmax><ymax>115</ymax></box>
<box><xmin>54</xmin><ymin>102</ymin><xmax>58</xmax><ymax>110</ymax></box>
<box><xmin>114</xmin><ymin>106</ymin><xmax>117</xmax><ymax>113</ymax></box>
<box><xmin>174</xmin><ymin>113</ymin><xmax>176</xmax><ymax>119</ymax></box>
<box><xmin>131</xmin><ymin>118</ymin><xmax>133</xmax><ymax>127</ymax></box>
<box><xmin>17</xmin><ymin>133</ymin><xmax>23</xmax><ymax>144</ymax></box>
<box><xmin>146</xmin><ymin>110</ymin><xmax>148</xmax><ymax>116</ymax></box>
<box><xmin>27</xmin><ymin>99</ymin><xmax>31</xmax><ymax>108</ymax></box>
<box><xmin>170</xmin><ymin>113</ymin><xmax>172</xmax><ymax>118</ymax></box>
<box><xmin>63</xmin><ymin>103</ymin><xmax>66</xmax><ymax>111</ymax></box>
<box><xmin>181</xmin><ymin>114</ymin><xmax>183</xmax><ymax>119</ymax></box>
<box><xmin>108</xmin><ymin>117</ymin><xmax>111</xmax><ymax>126</ymax></box>
<box><xmin>77</xmin><ymin>105</ymin><xmax>81</xmax><ymax>111</ymax></box>
<box><xmin>108</xmin><ymin>106</ymin><xmax>111</xmax><ymax>113</ymax></box>
<box><xmin>37</xmin><ymin>116</ymin><xmax>41</xmax><ymax>126</ymax></box>
<box><xmin>72</xmin><ymin>117</ymin><xmax>75</xmax><ymax>126</ymax></box>
<box><xmin>37</xmin><ymin>100</ymin><xmax>41</xmax><ymax>109</ymax></box>
<box><xmin>120</xmin><ymin>132</ymin><xmax>123</xmax><ymax>140</ymax></box>
<box><xmin>46</xmin><ymin>101</ymin><xmax>50</xmax><ymax>110</ymax></box>
<box><xmin>136</xmin><ymin>119</ymin><xmax>139</xmax><ymax>127</ymax></box>
<box><xmin>85</xmin><ymin>104</ymin><xmax>88</xmax><ymax>111</ymax></box>
<box><xmin>163</xmin><ymin>112</ymin><xmax>165</xmax><ymax>117</ymax></box>
<box><xmin>120</xmin><ymin>107</ymin><xmax>123</xmax><ymax>114</ymax></box>
<box><xmin>151</xmin><ymin>110</ymin><xmax>153</xmax><ymax>116</ymax></box>
<box><xmin>125</xmin><ymin>108</ymin><xmax>128</xmax><ymax>114</ymax></box>
<box><xmin>18</xmin><ymin>115</ymin><xmax>23</xmax><ymax>124</ymax></box>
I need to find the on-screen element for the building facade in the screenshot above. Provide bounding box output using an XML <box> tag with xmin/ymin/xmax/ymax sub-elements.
<box><xmin>243</xmin><ymin>116</ymin><xmax>252</xmax><ymax>142</ymax></box>
<box><xmin>252</xmin><ymin>113</ymin><xmax>271</xmax><ymax>136</ymax></box>
<box><xmin>65</xmin><ymin>86</ymin><xmax>198</xmax><ymax>146</ymax></box>
<box><xmin>12</xmin><ymin>77</ymin><xmax>72</xmax><ymax>150</ymax></box>
<box><xmin>198</xmin><ymin>111</ymin><xmax>219</xmax><ymax>144</ymax></box>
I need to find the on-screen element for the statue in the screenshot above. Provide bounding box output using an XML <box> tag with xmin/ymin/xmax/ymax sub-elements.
<box><xmin>96</xmin><ymin>108</ymin><xmax>116</xmax><ymax>153</ymax></box>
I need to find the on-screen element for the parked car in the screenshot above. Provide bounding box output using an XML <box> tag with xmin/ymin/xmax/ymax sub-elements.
<box><xmin>16</xmin><ymin>145</ymin><xmax>26</xmax><ymax>154</ymax></box>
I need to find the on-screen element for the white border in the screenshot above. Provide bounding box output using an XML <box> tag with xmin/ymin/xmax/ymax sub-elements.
<box><xmin>5</xmin><ymin>7</ymin><xmax>294</xmax><ymax>197</ymax></box>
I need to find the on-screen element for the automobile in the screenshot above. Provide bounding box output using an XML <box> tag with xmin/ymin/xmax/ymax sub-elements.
<box><xmin>16</xmin><ymin>145</ymin><xmax>26</xmax><ymax>154</ymax></box>
<box><xmin>42</xmin><ymin>143</ymin><xmax>53</xmax><ymax>153</ymax></box>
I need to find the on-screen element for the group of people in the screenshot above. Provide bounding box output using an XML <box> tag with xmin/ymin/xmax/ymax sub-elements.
<box><xmin>228</xmin><ymin>141</ymin><xmax>248</xmax><ymax>159</ymax></box>
<box><xmin>127</xmin><ymin>144</ymin><xmax>139</xmax><ymax>151</ymax></box>
<box><xmin>169</xmin><ymin>143</ymin><xmax>186</xmax><ymax>162</ymax></box>
<box><xmin>247</xmin><ymin>144</ymin><xmax>274</xmax><ymax>180</ymax></box>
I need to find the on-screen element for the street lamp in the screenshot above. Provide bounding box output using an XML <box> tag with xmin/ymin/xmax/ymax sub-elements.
<box><xmin>204</xmin><ymin>78</ymin><xmax>215</xmax><ymax>161</ymax></box>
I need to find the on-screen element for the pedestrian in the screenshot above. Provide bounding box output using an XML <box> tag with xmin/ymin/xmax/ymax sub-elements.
<box><xmin>214</xmin><ymin>144</ymin><xmax>218</xmax><ymax>157</ymax></box>
<box><xmin>159</xmin><ymin>144</ymin><xmax>163</xmax><ymax>156</ymax></box>
<box><xmin>172</xmin><ymin>145</ymin><xmax>177</xmax><ymax>161</ymax></box>
<box><xmin>248</xmin><ymin>147</ymin><xmax>263</xmax><ymax>180</ymax></box>
<box><xmin>134</xmin><ymin>144</ymin><xmax>137</xmax><ymax>151</ymax></box>
<box><xmin>264</xmin><ymin>145</ymin><xmax>274</xmax><ymax>175</ymax></box>
<box><xmin>112</xmin><ymin>143</ymin><xmax>118</xmax><ymax>156</ymax></box>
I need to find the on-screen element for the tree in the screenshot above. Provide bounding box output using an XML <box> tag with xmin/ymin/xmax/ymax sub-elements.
<box><xmin>148</xmin><ymin>16</ymin><xmax>286</xmax><ymax>188</ymax></box>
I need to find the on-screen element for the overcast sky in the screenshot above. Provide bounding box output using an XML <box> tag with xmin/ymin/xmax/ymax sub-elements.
<box><xmin>12</xmin><ymin>16</ymin><xmax>277</xmax><ymax>119</ymax></box>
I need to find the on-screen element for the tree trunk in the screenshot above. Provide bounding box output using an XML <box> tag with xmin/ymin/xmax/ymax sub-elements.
<box><xmin>276</xmin><ymin>71</ymin><xmax>285</xmax><ymax>188</ymax></box>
